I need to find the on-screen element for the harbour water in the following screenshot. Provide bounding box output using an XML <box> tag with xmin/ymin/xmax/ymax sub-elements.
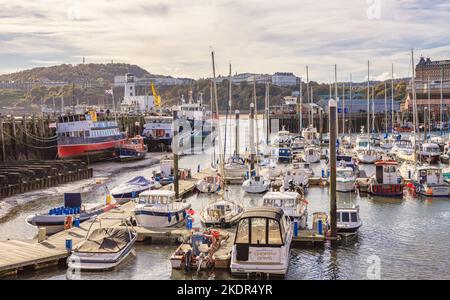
<box><xmin>1</xmin><ymin>119</ymin><xmax>450</xmax><ymax>280</ymax></box>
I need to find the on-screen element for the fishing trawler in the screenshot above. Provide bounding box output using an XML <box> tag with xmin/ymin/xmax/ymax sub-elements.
<box><xmin>114</xmin><ymin>135</ymin><xmax>147</xmax><ymax>161</ymax></box>
<box><xmin>56</xmin><ymin>111</ymin><xmax>125</xmax><ymax>161</ymax></box>
<box><xmin>368</xmin><ymin>160</ymin><xmax>404</xmax><ymax>197</ymax></box>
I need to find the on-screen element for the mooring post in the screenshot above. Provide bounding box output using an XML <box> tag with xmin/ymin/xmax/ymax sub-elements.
<box><xmin>235</xmin><ymin>110</ymin><xmax>240</xmax><ymax>156</ymax></box>
<box><xmin>329</xmin><ymin>99</ymin><xmax>337</xmax><ymax>239</ymax></box>
<box><xmin>172</xmin><ymin>107</ymin><xmax>179</xmax><ymax>199</ymax></box>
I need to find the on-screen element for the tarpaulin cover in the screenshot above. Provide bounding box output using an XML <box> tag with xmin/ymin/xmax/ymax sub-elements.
<box><xmin>64</xmin><ymin>193</ymin><xmax>82</xmax><ymax>208</ymax></box>
<box><xmin>75</xmin><ymin>228</ymin><xmax>132</xmax><ymax>253</ymax></box>
<box><xmin>127</xmin><ymin>176</ymin><xmax>151</xmax><ymax>186</ymax></box>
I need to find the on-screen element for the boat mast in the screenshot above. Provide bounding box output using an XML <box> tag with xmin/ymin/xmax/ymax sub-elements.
<box><xmin>372</xmin><ymin>85</ymin><xmax>375</xmax><ymax>134</ymax></box>
<box><xmin>299</xmin><ymin>77</ymin><xmax>303</xmax><ymax>134</ymax></box>
<box><xmin>349</xmin><ymin>74</ymin><xmax>353</xmax><ymax>134</ymax></box>
<box><xmin>342</xmin><ymin>82</ymin><xmax>345</xmax><ymax>136</ymax></box>
<box><xmin>265</xmin><ymin>81</ymin><xmax>270</xmax><ymax>145</ymax></box>
<box><xmin>440</xmin><ymin>66</ymin><xmax>444</xmax><ymax>135</ymax></box>
<box><xmin>411</xmin><ymin>49</ymin><xmax>418</xmax><ymax>167</ymax></box>
<box><xmin>384</xmin><ymin>81</ymin><xmax>388</xmax><ymax>134</ymax></box>
<box><xmin>391</xmin><ymin>64</ymin><xmax>394</xmax><ymax>132</ymax></box>
<box><xmin>428</xmin><ymin>75</ymin><xmax>431</xmax><ymax>138</ymax></box>
<box><xmin>253</xmin><ymin>79</ymin><xmax>259</xmax><ymax>154</ymax></box>
<box><xmin>306</xmin><ymin>66</ymin><xmax>310</xmax><ymax>126</ymax></box>
<box><xmin>367</xmin><ymin>60</ymin><xmax>370</xmax><ymax>136</ymax></box>
<box><xmin>334</xmin><ymin>64</ymin><xmax>338</xmax><ymax>139</ymax></box>
<box><xmin>249</xmin><ymin>102</ymin><xmax>255</xmax><ymax>177</ymax></box>
<box><xmin>211</xmin><ymin>51</ymin><xmax>224</xmax><ymax>177</ymax></box>
<box><xmin>210</xmin><ymin>79</ymin><xmax>216</xmax><ymax>166</ymax></box>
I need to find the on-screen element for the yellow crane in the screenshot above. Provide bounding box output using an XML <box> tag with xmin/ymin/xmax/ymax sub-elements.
<box><xmin>151</xmin><ymin>82</ymin><xmax>161</xmax><ymax>108</ymax></box>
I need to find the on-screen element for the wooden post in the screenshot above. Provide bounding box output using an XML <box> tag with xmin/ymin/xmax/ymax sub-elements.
<box><xmin>235</xmin><ymin>110</ymin><xmax>240</xmax><ymax>156</ymax></box>
<box><xmin>249</xmin><ymin>103</ymin><xmax>255</xmax><ymax>175</ymax></box>
<box><xmin>0</xmin><ymin>117</ymin><xmax>5</xmax><ymax>162</ymax></box>
<box><xmin>329</xmin><ymin>99</ymin><xmax>337</xmax><ymax>239</ymax></box>
<box><xmin>11</xmin><ymin>116</ymin><xmax>17</xmax><ymax>160</ymax></box>
<box><xmin>173</xmin><ymin>108</ymin><xmax>179</xmax><ymax>199</ymax></box>
<box><xmin>22</xmin><ymin>116</ymin><xmax>28</xmax><ymax>159</ymax></box>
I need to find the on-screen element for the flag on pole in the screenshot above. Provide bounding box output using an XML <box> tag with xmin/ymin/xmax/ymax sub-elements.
<box><xmin>105</xmin><ymin>89</ymin><xmax>113</xmax><ymax>95</ymax></box>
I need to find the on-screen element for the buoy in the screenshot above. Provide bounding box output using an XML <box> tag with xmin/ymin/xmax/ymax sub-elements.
<box><xmin>106</xmin><ymin>194</ymin><xmax>112</xmax><ymax>205</ymax></box>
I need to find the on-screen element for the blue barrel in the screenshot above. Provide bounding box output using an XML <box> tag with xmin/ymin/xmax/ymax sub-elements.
<box><xmin>293</xmin><ymin>220</ymin><xmax>299</xmax><ymax>237</ymax></box>
<box><xmin>186</xmin><ymin>217</ymin><xmax>193</xmax><ymax>230</ymax></box>
<box><xmin>74</xmin><ymin>218</ymin><xmax>80</xmax><ymax>227</ymax></box>
<box><xmin>318</xmin><ymin>219</ymin><xmax>323</xmax><ymax>235</ymax></box>
<box><xmin>65</xmin><ymin>238</ymin><xmax>73</xmax><ymax>252</ymax></box>
<box><xmin>321</xmin><ymin>169</ymin><xmax>325</xmax><ymax>178</ymax></box>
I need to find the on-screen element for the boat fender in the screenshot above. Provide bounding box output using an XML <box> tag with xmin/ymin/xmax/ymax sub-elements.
<box><xmin>182</xmin><ymin>210</ymin><xmax>187</xmax><ymax>218</ymax></box>
<box><xmin>184</xmin><ymin>249</ymin><xmax>192</xmax><ymax>272</ymax></box>
<box><xmin>175</xmin><ymin>213</ymin><xmax>180</xmax><ymax>222</ymax></box>
<box><xmin>168</xmin><ymin>212</ymin><xmax>172</xmax><ymax>223</ymax></box>
<box><xmin>64</xmin><ymin>216</ymin><xmax>73</xmax><ymax>230</ymax></box>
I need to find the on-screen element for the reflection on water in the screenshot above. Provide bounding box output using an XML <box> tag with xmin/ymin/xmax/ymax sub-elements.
<box><xmin>2</xmin><ymin>120</ymin><xmax>450</xmax><ymax>280</ymax></box>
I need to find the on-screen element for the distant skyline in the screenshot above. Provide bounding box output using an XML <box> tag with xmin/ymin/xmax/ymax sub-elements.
<box><xmin>0</xmin><ymin>0</ymin><xmax>449</xmax><ymax>82</ymax></box>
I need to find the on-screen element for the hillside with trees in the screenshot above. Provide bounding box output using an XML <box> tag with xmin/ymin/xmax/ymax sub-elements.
<box><xmin>0</xmin><ymin>63</ymin><xmax>408</xmax><ymax>113</ymax></box>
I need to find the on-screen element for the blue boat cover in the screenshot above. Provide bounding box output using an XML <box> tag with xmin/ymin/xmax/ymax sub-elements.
<box><xmin>64</xmin><ymin>193</ymin><xmax>82</xmax><ymax>208</ymax></box>
<box><xmin>127</xmin><ymin>176</ymin><xmax>151</xmax><ymax>186</ymax></box>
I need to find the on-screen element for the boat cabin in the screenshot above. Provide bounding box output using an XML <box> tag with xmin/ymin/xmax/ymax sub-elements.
<box><xmin>374</xmin><ymin>160</ymin><xmax>401</xmax><ymax>184</ymax></box>
<box><xmin>337</xmin><ymin>206</ymin><xmax>362</xmax><ymax>234</ymax></box>
<box><xmin>414</xmin><ymin>166</ymin><xmax>445</xmax><ymax>185</ymax></box>
<box><xmin>137</xmin><ymin>190</ymin><xmax>176</xmax><ymax>206</ymax></box>
<box><xmin>421</xmin><ymin>143</ymin><xmax>441</xmax><ymax>154</ymax></box>
<box><xmin>231</xmin><ymin>207</ymin><xmax>291</xmax><ymax>276</ymax></box>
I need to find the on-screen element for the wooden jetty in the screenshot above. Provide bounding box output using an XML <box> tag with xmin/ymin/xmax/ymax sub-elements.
<box><xmin>0</xmin><ymin>160</ymin><xmax>93</xmax><ymax>200</ymax></box>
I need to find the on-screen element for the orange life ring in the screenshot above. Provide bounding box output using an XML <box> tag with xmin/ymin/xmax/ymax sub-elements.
<box><xmin>64</xmin><ymin>216</ymin><xmax>73</xmax><ymax>230</ymax></box>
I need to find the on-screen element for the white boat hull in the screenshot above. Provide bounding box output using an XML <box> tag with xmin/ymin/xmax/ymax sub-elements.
<box><xmin>337</xmin><ymin>179</ymin><xmax>356</xmax><ymax>192</ymax></box>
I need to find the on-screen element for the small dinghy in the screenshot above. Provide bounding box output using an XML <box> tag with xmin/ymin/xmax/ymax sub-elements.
<box><xmin>26</xmin><ymin>193</ymin><xmax>117</xmax><ymax>235</ymax></box>
<box><xmin>114</xmin><ymin>135</ymin><xmax>147</xmax><ymax>162</ymax></box>
<box><xmin>170</xmin><ymin>229</ymin><xmax>228</xmax><ymax>272</ymax></box>
<box><xmin>200</xmin><ymin>198</ymin><xmax>244</xmax><ymax>228</ymax></box>
<box><xmin>110</xmin><ymin>176</ymin><xmax>161</xmax><ymax>204</ymax></box>
<box><xmin>337</xmin><ymin>206</ymin><xmax>362</xmax><ymax>234</ymax></box>
<box><xmin>196</xmin><ymin>174</ymin><xmax>222</xmax><ymax>193</ymax></box>
<box><xmin>67</xmin><ymin>218</ymin><xmax>137</xmax><ymax>271</ymax></box>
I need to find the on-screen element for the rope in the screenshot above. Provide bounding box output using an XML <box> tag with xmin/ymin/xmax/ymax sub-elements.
<box><xmin>15</xmin><ymin>123</ymin><xmax>58</xmax><ymax>141</ymax></box>
<box><xmin>2</xmin><ymin>131</ymin><xmax>58</xmax><ymax>149</ymax></box>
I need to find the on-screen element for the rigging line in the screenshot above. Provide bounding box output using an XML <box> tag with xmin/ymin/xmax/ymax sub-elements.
<box><xmin>14</xmin><ymin>123</ymin><xmax>58</xmax><ymax>141</ymax></box>
<box><xmin>2</xmin><ymin>131</ymin><xmax>58</xmax><ymax>149</ymax></box>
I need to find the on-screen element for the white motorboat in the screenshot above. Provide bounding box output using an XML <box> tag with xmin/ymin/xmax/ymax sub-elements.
<box><xmin>259</xmin><ymin>158</ymin><xmax>283</xmax><ymax>179</ymax></box>
<box><xmin>224</xmin><ymin>156</ymin><xmax>246</xmax><ymax>179</ymax></box>
<box><xmin>336</xmin><ymin>166</ymin><xmax>356</xmax><ymax>192</ymax></box>
<box><xmin>418</xmin><ymin>143</ymin><xmax>441</xmax><ymax>164</ymax></box>
<box><xmin>412</xmin><ymin>166</ymin><xmax>450</xmax><ymax>197</ymax></box>
<box><xmin>25</xmin><ymin>193</ymin><xmax>118</xmax><ymax>235</ymax></box>
<box><xmin>301</xmin><ymin>125</ymin><xmax>320</xmax><ymax>145</ymax></box>
<box><xmin>282</xmin><ymin>162</ymin><xmax>312</xmax><ymax>192</ymax></box>
<box><xmin>355</xmin><ymin>135</ymin><xmax>380</xmax><ymax>163</ymax></box>
<box><xmin>262</xmin><ymin>191</ymin><xmax>308</xmax><ymax>229</ymax></box>
<box><xmin>337</xmin><ymin>206</ymin><xmax>362</xmax><ymax>234</ymax></box>
<box><xmin>132</xmin><ymin>190</ymin><xmax>190</xmax><ymax>228</ymax></box>
<box><xmin>196</xmin><ymin>174</ymin><xmax>222</xmax><ymax>193</ymax></box>
<box><xmin>242</xmin><ymin>175</ymin><xmax>270</xmax><ymax>194</ymax></box>
<box><xmin>391</xmin><ymin>139</ymin><xmax>414</xmax><ymax>161</ymax></box>
<box><xmin>110</xmin><ymin>176</ymin><xmax>161</xmax><ymax>204</ymax></box>
<box><xmin>199</xmin><ymin>198</ymin><xmax>244</xmax><ymax>228</ymax></box>
<box><xmin>369</xmin><ymin>160</ymin><xmax>404</xmax><ymax>197</ymax></box>
<box><xmin>272</xmin><ymin>126</ymin><xmax>292</xmax><ymax>147</ymax></box>
<box><xmin>67</xmin><ymin>218</ymin><xmax>137</xmax><ymax>271</ymax></box>
<box><xmin>230</xmin><ymin>207</ymin><xmax>292</xmax><ymax>277</ymax></box>
<box><xmin>170</xmin><ymin>229</ymin><xmax>225</xmax><ymax>271</ymax></box>
<box><xmin>300</xmin><ymin>146</ymin><xmax>321</xmax><ymax>163</ymax></box>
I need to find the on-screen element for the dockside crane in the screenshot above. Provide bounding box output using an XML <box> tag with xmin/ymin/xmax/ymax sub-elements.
<box><xmin>151</xmin><ymin>82</ymin><xmax>162</xmax><ymax>108</ymax></box>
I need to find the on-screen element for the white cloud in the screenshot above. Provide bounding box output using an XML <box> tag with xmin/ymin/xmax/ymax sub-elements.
<box><xmin>0</xmin><ymin>0</ymin><xmax>449</xmax><ymax>81</ymax></box>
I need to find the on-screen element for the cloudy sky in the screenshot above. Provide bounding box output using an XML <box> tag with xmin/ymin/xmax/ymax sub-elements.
<box><xmin>0</xmin><ymin>0</ymin><xmax>449</xmax><ymax>82</ymax></box>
